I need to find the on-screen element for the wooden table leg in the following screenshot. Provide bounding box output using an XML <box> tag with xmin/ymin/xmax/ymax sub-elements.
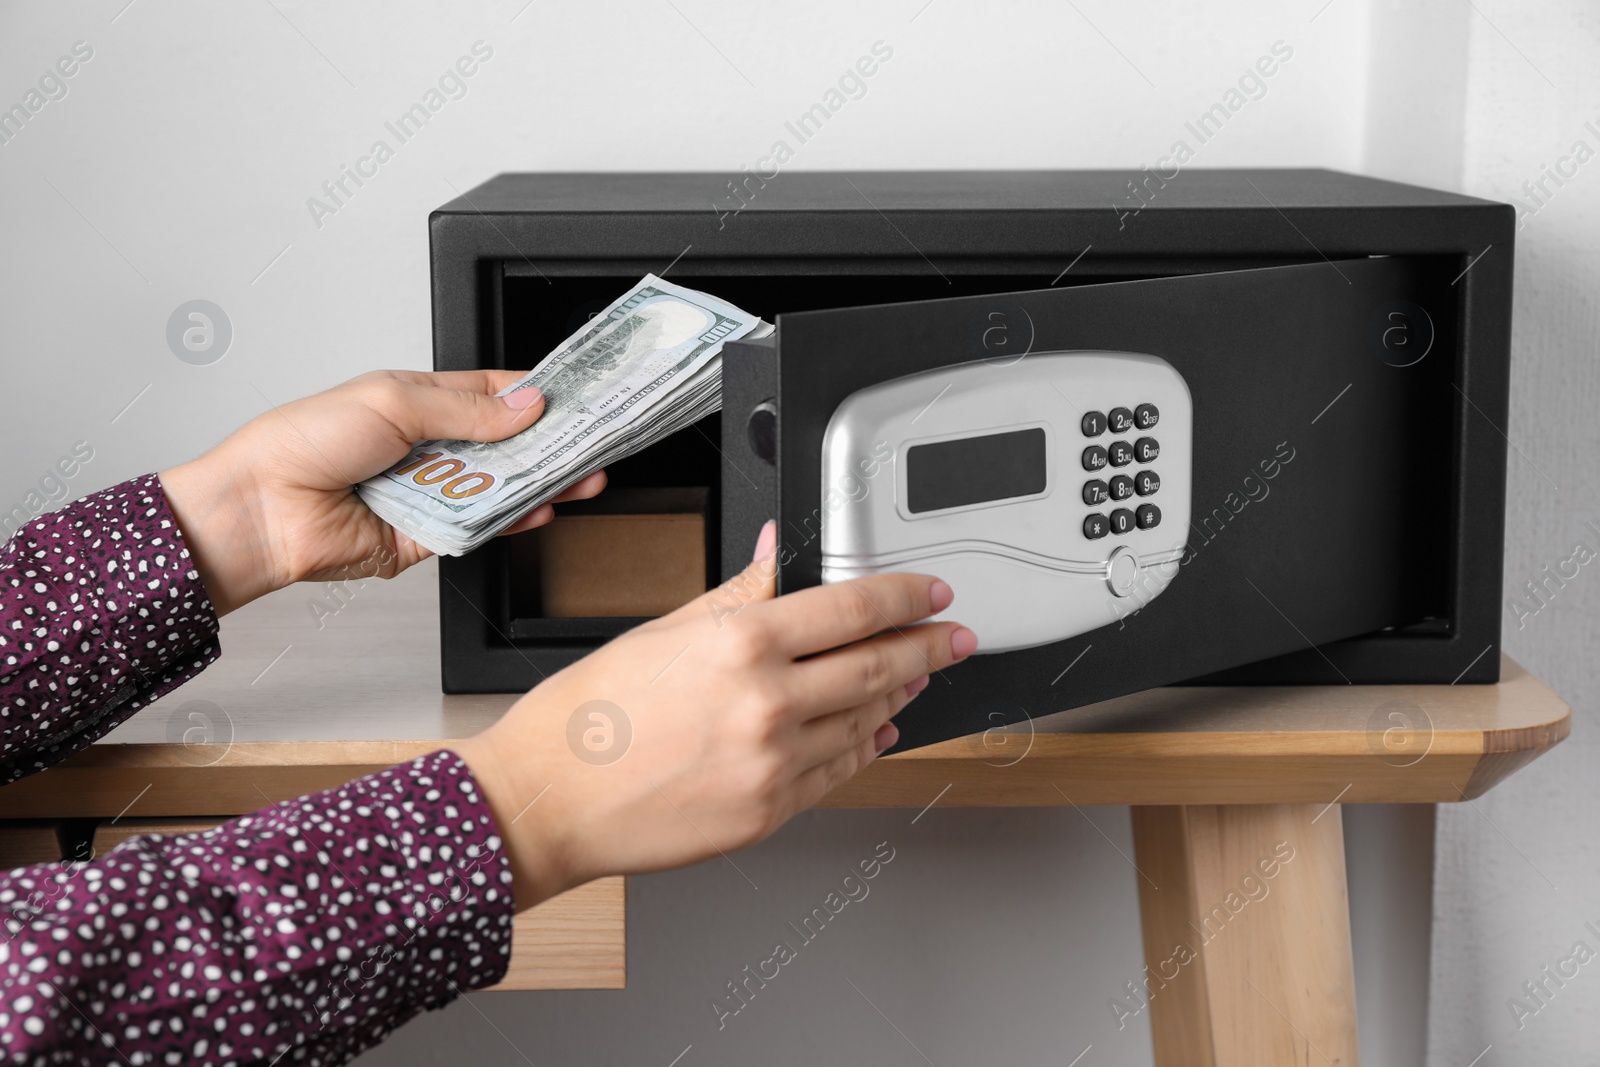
<box><xmin>1130</xmin><ymin>804</ymin><xmax>1359</xmax><ymax>1067</ymax></box>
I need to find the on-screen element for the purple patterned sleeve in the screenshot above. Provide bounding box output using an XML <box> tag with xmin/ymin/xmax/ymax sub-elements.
<box><xmin>0</xmin><ymin>750</ymin><xmax>515</xmax><ymax>1064</ymax></box>
<box><xmin>0</xmin><ymin>476</ymin><xmax>518</xmax><ymax>1063</ymax></box>
<box><xmin>0</xmin><ymin>473</ymin><xmax>220</xmax><ymax>784</ymax></box>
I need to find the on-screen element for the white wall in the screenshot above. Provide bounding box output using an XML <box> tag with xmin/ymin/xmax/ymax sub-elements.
<box><xmin>1</xmin><ymin>2</ymin><xmax>1590</xmax><ymax>1064</ymax></box>
<box><xmin>1422</xmin><ymin>2</ymin><xmax>1600</xmax><ymax>1065</ymax></box>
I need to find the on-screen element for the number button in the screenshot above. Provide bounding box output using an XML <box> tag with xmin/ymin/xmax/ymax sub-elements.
<box><xmin>1134</xmin><ymin>437</ymin><xmax>1160</xmax><ymax>463</ymax></box>
<box><xmin>1081</xmin><ymin>411</ymin><xmax>1107</xmax><ymax>436</ymax></box>
<box><xmin>1083</xmin><ymin>445</ymin><xmax>1108</xmax><ymax>471</ymax></box>
<box><xmin>1083</xmin><ymin>513</ymin><xmax>1109</xmax><ymax>540</ymax></box>
<box><xmin>1108</xmin><ymin>440</ymin><xmax>1133</xmax><ymax>467</ymax></box>
<box><xmin>1135</xmin><ymin>403</ymin><xmax>1159</xmax><ymax>430</ymax></box>
<box><xmin>1136</xmin><ymin>503</ymin><xmax>1162</xmax><ymax>530</ymax></box>
<box><xmin>1109</xmin><ymin>407</ymin><xmax>1134</xmax><ymax>434</ymax></box>
<box><xmin>1110</xmin><ymin>508</ymin><xmax>1134</xmax><ymax>536</ymax></box>
<box><xmin>1135</xmin><ymin>470</ymin><xmax>1160</xmax><ymax>496</ymax></box>
<box><xmin>1109</xmin><ymin>474</ymin><xmax>1134</xmax><ymax>501</ymax></box>
<box><xmin>1083</xmin><ymin>479</ymin><xmax>1109</xmax><ymax>506</ymax></box>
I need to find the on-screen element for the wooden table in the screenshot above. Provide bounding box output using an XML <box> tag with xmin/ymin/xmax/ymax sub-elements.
<box><xmin>0</xmin><ymin>561</ymin><xmax>1568</xmax><ymax>1066</ymax></box>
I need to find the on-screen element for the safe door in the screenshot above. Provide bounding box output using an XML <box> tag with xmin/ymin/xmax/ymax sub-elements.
<box><xmin>721</xmin><ymin>256</ymin><xmax>1472</xmax><ymax>752</ymax></box>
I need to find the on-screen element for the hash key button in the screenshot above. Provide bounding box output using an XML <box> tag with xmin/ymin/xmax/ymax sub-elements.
<box><xmin>1083</xmin><ymin>513</ymin><xmax>1109</xmax><ymax>540</ymax></box>
<box><xmin>1083</xmin><ymin>479</ymin><xmax>1109</xmax><ymax>506</ymax></box>
<box><xmin>1134</xmin><ymin>436</ymin><xmax>1160</xmax><ymax>463</ymax></box>
<box><xmin>1136</xmin><ymin>503</ymin><xmax>1161</xmax><ymax>530</ymax></box>
<box><xmin>1135</xmin><ymin>470</ymin><xmax>1160</xmax><ymax>496</ymax></box>
<box><xmin>1083</xmin><ymin>445</ymin><xmax>1108</xmax><ymax>471</ymax></box>
<box><xmin>1135</xmin><ymin>403</ymin><xmax>1159</xmax><ymax>430</ymax></box>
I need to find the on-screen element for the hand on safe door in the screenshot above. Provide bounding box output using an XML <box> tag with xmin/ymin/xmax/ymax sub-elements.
<box><xmin>158</xmin><ymin>368</ymin><xmax>608</xmax><ymax>615</ymax></box>
<box><xmin>453</xmin><ymin>520</ymin><xmax>980</xmax><ymax>910</ymax></box>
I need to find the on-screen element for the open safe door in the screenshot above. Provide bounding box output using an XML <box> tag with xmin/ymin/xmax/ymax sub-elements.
<box><xmin>723</xmin><ymin>256</ymin><xmax>1460</xmax><ymax>751</ymax></box>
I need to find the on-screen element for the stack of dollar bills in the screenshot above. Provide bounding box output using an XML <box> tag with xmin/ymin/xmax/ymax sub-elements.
<box><xmin>358</xmin><ymin>274</ymin><xmax>771</xmax><ymax>557</ymax></box>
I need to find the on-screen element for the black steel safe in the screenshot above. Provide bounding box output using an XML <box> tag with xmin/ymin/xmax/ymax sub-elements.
<box><xmin>428</xmin><ymin>170</ymin><xmax>1513</xmax><ymax>751</ymax></box>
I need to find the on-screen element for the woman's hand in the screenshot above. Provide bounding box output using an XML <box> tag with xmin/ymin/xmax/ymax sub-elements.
<box><xmin>159</xmin><ymin>370</ymin><xmax>605</xmax><ymax>614</ymax></box>
<box><xmin>454</xmin><ymin>523</ymin><xmax>978</xmax><ymax>909</ymax></box>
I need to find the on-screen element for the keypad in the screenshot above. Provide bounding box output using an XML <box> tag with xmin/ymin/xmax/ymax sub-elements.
<box><xmin>1081</xmin><ymin>397</ymin><xmax>1164</xmax><ymax>541</ymax></box>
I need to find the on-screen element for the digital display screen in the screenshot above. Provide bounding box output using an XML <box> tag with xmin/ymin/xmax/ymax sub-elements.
<box><xmin>905</xmin><ymin>427</ymin><xmax>1047</xmax><ymax>514</ymax></box>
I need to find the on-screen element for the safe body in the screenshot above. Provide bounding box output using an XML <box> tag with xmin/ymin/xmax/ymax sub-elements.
<box><xmin>427</xmin><ymin>170</ymin><xmax>1513</xmax><ymax>751</ymax></box>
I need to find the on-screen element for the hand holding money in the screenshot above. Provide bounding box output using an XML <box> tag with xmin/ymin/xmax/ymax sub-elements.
<box><xmin>358</xmin><ymin>275</ymin><xmax>771</xmax><ymax>557</ymax></box>
<box><xmin>159</xmin><ymin>367</ymin><xmax>610</xmax><ymax>616</ymax></box>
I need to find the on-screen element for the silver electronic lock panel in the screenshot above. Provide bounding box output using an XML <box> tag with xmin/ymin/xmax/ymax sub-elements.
<box><xmin>820</xmin><ymin>352</ymin><xmax>1192</xmax><ymax>653</ymax></box>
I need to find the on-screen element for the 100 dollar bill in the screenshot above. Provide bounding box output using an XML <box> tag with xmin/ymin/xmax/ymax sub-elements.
<box><xmin>369</xmin><ymin>274</ymin><xmax>763</xmax><ymax>515</ymax></box>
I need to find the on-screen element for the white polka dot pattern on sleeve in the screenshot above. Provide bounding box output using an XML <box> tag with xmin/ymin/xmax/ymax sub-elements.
<box><xmin>0</xmin><ymin>473</ymin><xmax>221</xmax><ymax>785</ymax></box>
<box><xmin>0</xmin><ymin>749</ymin><xmax>516</xmax><ymax>1065</ymax></box>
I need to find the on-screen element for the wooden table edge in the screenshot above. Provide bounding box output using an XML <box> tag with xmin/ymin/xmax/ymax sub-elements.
<box><xmin>0</xmin><ymin>654</ymin><xmax>1571</xmax><ymax>816</ymax></box>
<box><xmin>0</xmin><ymin>724</ymin><xmax>1569</xmax><ymax>817</ymax></box>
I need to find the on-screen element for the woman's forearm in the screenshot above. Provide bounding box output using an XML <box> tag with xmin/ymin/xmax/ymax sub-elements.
<box><xmin>0</xmin><ymin>750</ymin><xmax>514</xmax><ymax>1065</ymax></box>
<box><xmin>0</xmin><ymin>474</ymin><xmax>221</xmax><ymax>784</ymax></box>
